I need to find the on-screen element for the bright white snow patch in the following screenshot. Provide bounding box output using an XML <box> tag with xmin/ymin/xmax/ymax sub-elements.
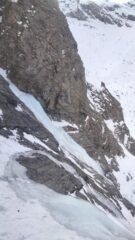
<box><xmin>23</xmin><ymin>132</ymin><xmax>57</xmax><ymax>154</ymax></box>
<box><xmin>105</xmin><ymin>119</ymin><xmax>115</xmax><ymax>133</ymax></box>
<box><xmin>114</xmin><ymin>146</ymin><xmax>135</xmax><ymax>206</ymax></box>
<box><xmin>10</xmin><ymin>0</ymin><xmax>18</xmax><ymax>2</ymax></box>
<box><xmin>0</xmin><ymin>68</ymin><xmax>7</xmax><ymax>79</ymax></box>
<box><xmin>80</xmin><ymin>0</ymin><xmax>130</xmax><ymax>4</ymax></box>
<box><xmin>0</xmin><ymin>135</ymin><xmax>29</xmax><ymax>178</ymax></box>
<box><xmin>15</xmin><ymin>104</ymin><xmax>23</xmax><ymax>112</ymax></box>
<box><xmin>0</xmin><ymin>16</ymin><xmax>2</xmax><ymax>23</ymax></box>
<box><xmin>53</xmin><ymin>119</ymin><xmax>78</xmax><ymax>129</ymax></box>
<box><xmin>0</xmin><ymin>109</ymin><xmax>3</xmax><ymax>120</ymax></box>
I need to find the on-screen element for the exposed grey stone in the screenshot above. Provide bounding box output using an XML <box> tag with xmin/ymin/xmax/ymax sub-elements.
<box><xmin>127</xmin><ymin>14</ymin><xmax>135</xmax><ymax>21</ymax></box>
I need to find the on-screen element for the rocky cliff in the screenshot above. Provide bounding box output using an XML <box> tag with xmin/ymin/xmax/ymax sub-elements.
<box><xmin>0</xmin><ymin>0</ymin><xmax>88</xmax><ymax>121</ymax></box>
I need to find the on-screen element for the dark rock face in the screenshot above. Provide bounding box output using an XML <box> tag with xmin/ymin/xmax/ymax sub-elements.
<box><xmin>0</xmin><ymin>0</ymin><xmax>88</xmax><ymax>121</ymax></box>
<box><xmin>87</xmin><ymin>83</ymin><xmax>135</xmax><ymax>156</ymax></box>
<box><xmin>127</xmin><ymin>14</ymin><xmax>135</xmax><ymax>21</ymax></box>
<box><xmin>17</xmin><ymin>153</ymin><xmax>83</xmax><ymax>195</ymax></box>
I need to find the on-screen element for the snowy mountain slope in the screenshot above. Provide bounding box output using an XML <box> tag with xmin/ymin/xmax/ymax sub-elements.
<box><xmin>1</xmin><ymin>0</ymin><xmax>135</xmax><ymax>239</ymax></box>
<box><xmin>1</xmin><ymin>139</ymin><xmax>135</xmax><ymax>240</ymax></box>
<box><xmin>60</xmin><ymin>0</ymin><xmax>135</xmax><ymax>26</ymax></box>
<box><xmin>68</xmin><ymin>18</ymin><xmax>135</xmax><ymax>137</ymax></box>
<box><xmin>59</xmin><ymin>0</ymin><xmax>135</xmax><ymax>225</ymax></box>
<box><xmin>0</xmin><ymin>71</ymin><xmax>135</xmax><ymax>240</ymax></box>
<box><xmin>1</xmin><ymin>0</ymin><xmax>135</xmax><ymax>180</ymax></box>
<box><xmin>59</xmin><ymin>0</ymin><xmax>135</xmax><ymax>138</ymax></box>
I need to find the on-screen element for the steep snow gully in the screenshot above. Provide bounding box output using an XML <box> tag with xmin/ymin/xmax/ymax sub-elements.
<box><xmin>0</xmin><ymin>68</ymin><xmax>135</xmax><ymax>239</ymax></box>
<box><xmin>1</xmin><ymin>0</ymin><xmax>135</xmax><ymax>239</ymax></box>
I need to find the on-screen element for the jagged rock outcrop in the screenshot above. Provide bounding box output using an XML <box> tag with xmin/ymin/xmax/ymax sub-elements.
<box><xmin>0</xmin><ymin>0</ymin><xmax>88</xmax><ymax>121</ymax></box>
<box><xmin>87</xmin><ymin>83</ymin><xmax>135</xmax><ymax>156</ymax></box>
<box><xmin>61</xmin><ymin>0</ymin><xmax>135</xmax><ymax>27</ymax></box>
